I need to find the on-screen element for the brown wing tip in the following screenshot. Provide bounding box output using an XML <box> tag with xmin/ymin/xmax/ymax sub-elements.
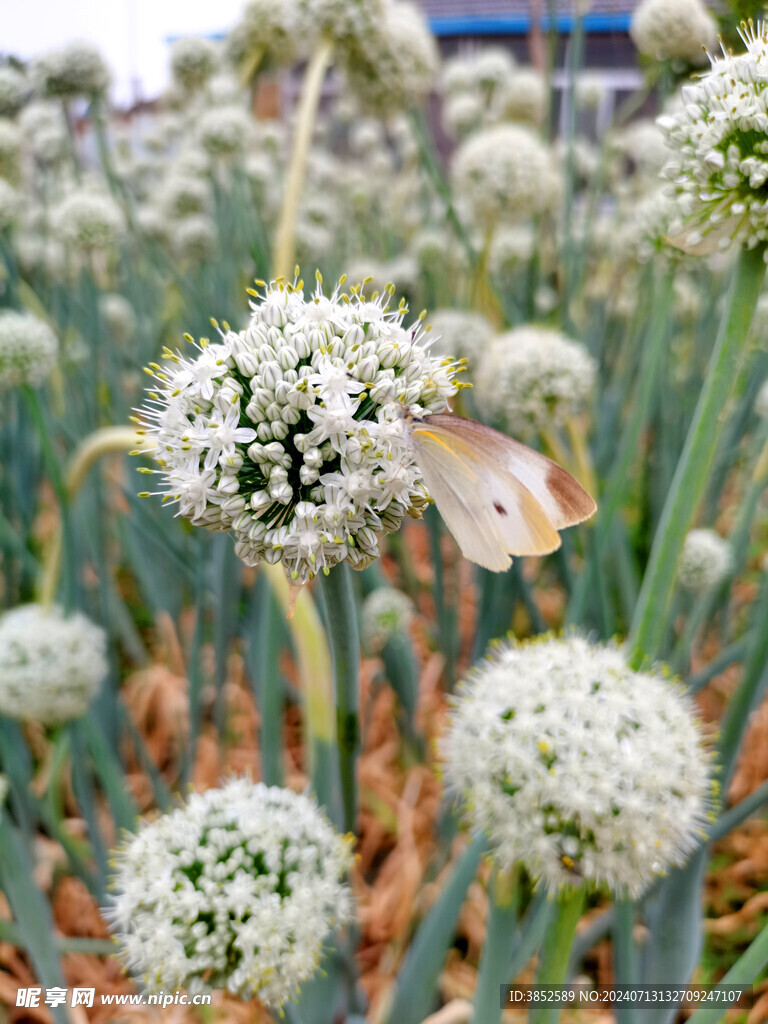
<box><xmin>546</xmin><ymin>463</ymin><xmax>598</xmax><ymax>527</ymax></box>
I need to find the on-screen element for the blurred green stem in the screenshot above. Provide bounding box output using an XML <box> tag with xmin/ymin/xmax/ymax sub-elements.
<box><xmin>471</xmin><ymin>867</ymin><xmax>519</xmax><ymax>1024</ymax></box>
<box><xmin>272</xmin><ymin>39</ymin><xmax>333</xmax><ymax>278</ymax></box>
<box><xmin>530</xmin><ymin>887</ymin><xmax>586</xmax><ymax>1024</ymax></box>
<box><xmin>628</xmin><ymin>245</ymin><xmax>766</xmax><ymax>666</ymax></box>
<box><xmin>686</xmin><ymin>920</ymin><xmax>768</xmax><ymax>1024</ymax></box>
<box><xmin>318</xmin><ymin>564</ymin><xmax>360</xmax><ymax>833</ymax></box>
<box><xmin>38</xmin><ymin>426</ymin><xmax>148</xmax><ymax>608</ymax></box>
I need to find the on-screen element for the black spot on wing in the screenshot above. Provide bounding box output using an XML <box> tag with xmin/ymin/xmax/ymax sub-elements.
<box><xmin>493</xmin><ymin>501</ymin><xmax>507</xmax><ymax>516</ymax></box>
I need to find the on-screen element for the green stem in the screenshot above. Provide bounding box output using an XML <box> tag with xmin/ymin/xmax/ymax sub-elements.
<box><xmin>717</xmin><ymin>574</ymin><xmax>768</xmax><ymax>794</ymax></box>
<box><xmin>471</xmin><ymin>867</ymin><xmax>519</xmax><ymax>1024</ymax></box>
<box><xmin>686</xmin><ymin>920</ymin><xmax>768</xmax><ymax>1024</ymax></box>
<box><xmin>530</xmin><ymin>887</ymin><xmax>586</xmax><ymax>1024</ymax></box>
<box><xmin>318</xmin><ymin>564</ymin><xmax>360</xmax><ymax>833</ymax></box>
<box><xmin>272</xmin><ymin>39</ymin><xmax>333</xmax><ymax>278</ymax></box>
<box><xmin>710</xmin><ymin>777</ymin><xmax>768</xmax><ymax>843</ymax></box>
<box><xmin>628</xmin><ymin>245</ymin><xmax>766</xmax><ymax>666</ymax></box>
<box><xmin>612</xmin><ymin>899</ymin><xmax>639</xmax><ymax>1024</ymax></box>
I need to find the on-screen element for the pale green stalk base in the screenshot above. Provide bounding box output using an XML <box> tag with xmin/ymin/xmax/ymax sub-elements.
<box><xmin>628</xmin><ymin>245</ymin><xmax>766</xmax><ymax>666</ymax></box>
<box><xmin>272</xmin><ymin>39</ymin><xmax>333</xmax><ymax>278</ymax></box>
<box><xmin>262</xmin><ymin>563</ymin><xmax>338</xmax><ymax>821</ymax></box>
<box><xmin>530</xmin><ymin>887</ymin><xmax>586</xmax><ymax>1024</ymax></box>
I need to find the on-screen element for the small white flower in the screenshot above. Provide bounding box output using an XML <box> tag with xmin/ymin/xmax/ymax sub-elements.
<box><xmin>99</xmin><ymin>293</ymin><xmax>136</xmax><ymax>344</ymax></box>
<box><xmin>170</xmin><ymin>36</ymin><xmax>219</xmax><ymax>93</ymax></box>
<box><xmin>476</xmin><ymin>326</ymin><xmax>596</xmax><ymax>438</ymax></box>
<box><xmin>452</xmin><ymin>124</ymin><xmax>555</xmax><ymax>230</ymax></box>
<box><xmin>0</xmin><ymin>310</ymin><xmax>58</xmax><ymax>391</ymax></box>
<box><xmin>51</xmin><ymin>187</ymin><xmax>125</xmax><ymax>253</ymax></box>
<box><xmin>173</xmin><ymin>214</ymin><xmax>217</xmax><ymax>263</ymax></box>
<box><xmin>630</xmin><ymin>0</ymin><xmax>716</xmax><ymax>64</ymax></box>
<box><xmin>442</xmin><ymin>635</ymin><xmax>713</xmax><ymax>896</ymax></box>
<box><xmin>426</xmin><ymin>309</ymin><xmax>493</xmax><ymax>367</ymax></box>
<box><xmin>344</xmin><ymin>0</ymin><xmax>439</xmax><ymax>112</ymax></box>
<box><xmin>197</xmin><ymin>106</ymin><xmax>251</xmax><ymax>159</ymax></box>
<box><xmin>361</xmin><ymin>586</ymin><xmax>414</xmax><ymax>652</ymax></box>
<box><xmin>0</xmin><ymin>604</ymin><xmax>107</xmax><ymax>724</ymax></box>
<box><xmin>678</xmin><ymin>529</ymin><xmax>732</xmax><ymax>592</ymax></box>
<box><xmin>33</xmin><ymin>41</ymin><xmax>111</xmax><ymax>99</ymax></box>
<box><xmin>108</xmin><ymin>778</ymin><xmax>354</xmax><ymax>1008</ymax></box>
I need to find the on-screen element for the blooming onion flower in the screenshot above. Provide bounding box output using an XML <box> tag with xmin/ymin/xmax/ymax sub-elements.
<box><xmin>442</xmin><ymin>635</ymin><xmax>713</xmax><ymax>897</ymax></box>
<box><xmin>108</xmin><ymin>778</ymin><xmax>354</xmax><ymax>1007</ymax></box>
<box><xmin>659</xmin><ymin>21</ymin><xmax>768</xmax><ymax>256</ymax></box>
<box><xmin>136</xmin><ymin>272</ymin><xmax>462</xmax><ymax>582</ymax></box>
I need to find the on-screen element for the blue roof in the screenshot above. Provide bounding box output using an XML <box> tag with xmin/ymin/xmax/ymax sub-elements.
<box><xmin>429</xmin><ymin>13</ymin><xmax>632</xmax><ymax>35</ymax></box>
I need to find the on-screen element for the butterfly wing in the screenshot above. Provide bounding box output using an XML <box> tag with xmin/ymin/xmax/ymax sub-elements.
<box><xmin>422</xmin><ymin>414</ymin><xmax>596</xmax><ymax>530</ymax></box>
<box><xmin>408</xmin><ymin>420</ymin><xmax>562</xmax><ymax>571</ymax></box>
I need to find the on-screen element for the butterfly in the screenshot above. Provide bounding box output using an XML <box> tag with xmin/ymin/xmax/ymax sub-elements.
<box><xmin>405</xmin><ymin>412</ymin><xmax>597</xmax><ymax>572</ymax></box>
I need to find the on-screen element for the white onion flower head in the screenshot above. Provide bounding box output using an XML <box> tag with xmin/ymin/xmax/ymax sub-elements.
<box><xmin>137</xmin><ymin>273</ymin><xmax>461</xmax><ymax>583</ymax></box>
<box><xmin>442</xmin><ymin>635</ymin><xmax>713</xmax><ymax>896</ymax></box>
<box><xmin>476</xmin><ymin>326</ymin><xmax>596</xmax><ymax>438</ymax></box>
<box><xmin>173</xmin><ymin>214</ymin><xmax>217</xmax><ymax>264</ymax></box>
<box><xmin>657</xmin><ymin>22</ymin><xmax>768</xmax><ymax>255</ymax></box>
<box><xmin>630</xmin><ymin>0</ymin><xmax>716</xmax><ymax>64</ymax></box>
<box><xmin>442</xmin><ymin>92</ymin><xmax>486</xmax><ymax>140</ymax></box>
<box><xmin>575</xmin><ymin>72</ymin><xmax>605</xmax><ymax>110</ymax></box>
<box><xmin>170</xmin><ymin>37</ymin><xmax>219</xmax><ymax>93</ymax></box>
<box><xmin>0</xmin><ymin>119</ymin><xmax>22</xmax><ymax>184</ymax></box>
<box><xmin>159</xmin><ymin>173</ymin><xmax>211</xmax><ymax>220</ymax></box>
<box><xmin>361</xmin><ymin>586</ymin><xmax>414</xmax><ymax>652</ymax></box>
<box><xmin>501</xmin><ymin>67</ymin><xmax>547</xmax><ymax>126</ymax></box>
<box><xmin>197</xmin><ymin>106</ymin><xmax>251</xmax><ymax>159</ymax></box>
<box><xmin>226</xmin><ymin>0</ymin><xmax>306</xmax><ymax>71</ymax></box>
<box><xmin>100</xmin><ymin>293</ymin><xmax>137</xmax><ymax>345</ymax></box>
<box><xmin>0</xmin><ymin>179</ymin><xmax>18</xmax><ymax>232</ymax></box>
<box><xmin>472</xmin><ymin>47</ymin><xmax>517</xmax><ymax>96</ymax></box>
<box><xmin>613</xmin><ymin>118</ymin><xmax>669</xmax><ymax>183</ymax></box>
<box><xmin>33</xmin><ymin>41</ymin><xmax>111</xmax><ymax>99</ymax></box>
<box><xmin>0</xmin><ymin>310</ymin><xmax>58</xmax><ymax>391</ymax></box>
<box><xmin>489</xmin><ymin>225</ymin><xmax>536</xmax><ymax>276</ymax></box>
<box><xmin>0</xmin><ymin>66</ymin><xmax>27</xmax><ymax>117</ymax></box>
<box><xmin>678</xmin><ymin>529</ymin><xmax>732</xmax><ymax>592</ymax></box>
<box><xmin>345</xmin><ymin>1</ymin><xmax>438</xmax><ymax>113</ymax></box>
<box><xmin>108</xmin><ymin>778</ymin><xmax>354</xmax><ymax>1007</ymax></box>
<box><xmin>427</xmin><ymin>309</ymin><xmax>493</xmax><ymax>366</ymax></box>
<box><xmin>452</xmin><ymin>125</ymin><xmax>553</xmax><ymax>229</ymax></box>
<box><xmin>207</xmin><ymin>73</ymin><xmax>244</xmax><ymax>106</ymax></box>
<box><xmin>52</xmin><ymin>188</ymin><xmax>125</xmax><ymax>253</ymax></box>
<box><xmin>0</xmin><ymin>604</ymin><xmax>107</xmax><ymax>724</ymax></box>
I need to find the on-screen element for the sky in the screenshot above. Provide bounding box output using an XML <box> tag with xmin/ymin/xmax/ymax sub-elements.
<box><xmin>2</xmin><ymin>0</ymin><xmax>246</xmax><ymax>106</ymax></box>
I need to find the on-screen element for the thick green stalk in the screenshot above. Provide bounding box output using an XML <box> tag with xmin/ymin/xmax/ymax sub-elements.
<box><xmin>530</xmin><ymin>887</ymin><xmax>586</xmax><ymax>1024</ymax></box>
<box><xmin>272</xmin><ymin>39</ymin><xmax>333</xmax><ymax>278</ymax></box>
<box><xmin>318</xmin><ymin>564</ymin><xmax>360</xmax><ymax>833</ymax></box>
<box><xmin>628</xmin><ymin>245</ymin><xmax>766</xmax><ymax>665</ymax></box>
<box><xmin>471</xmin><ymin>867</ymin><xmax>519</xmax><ymax>1024</ymax></box>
